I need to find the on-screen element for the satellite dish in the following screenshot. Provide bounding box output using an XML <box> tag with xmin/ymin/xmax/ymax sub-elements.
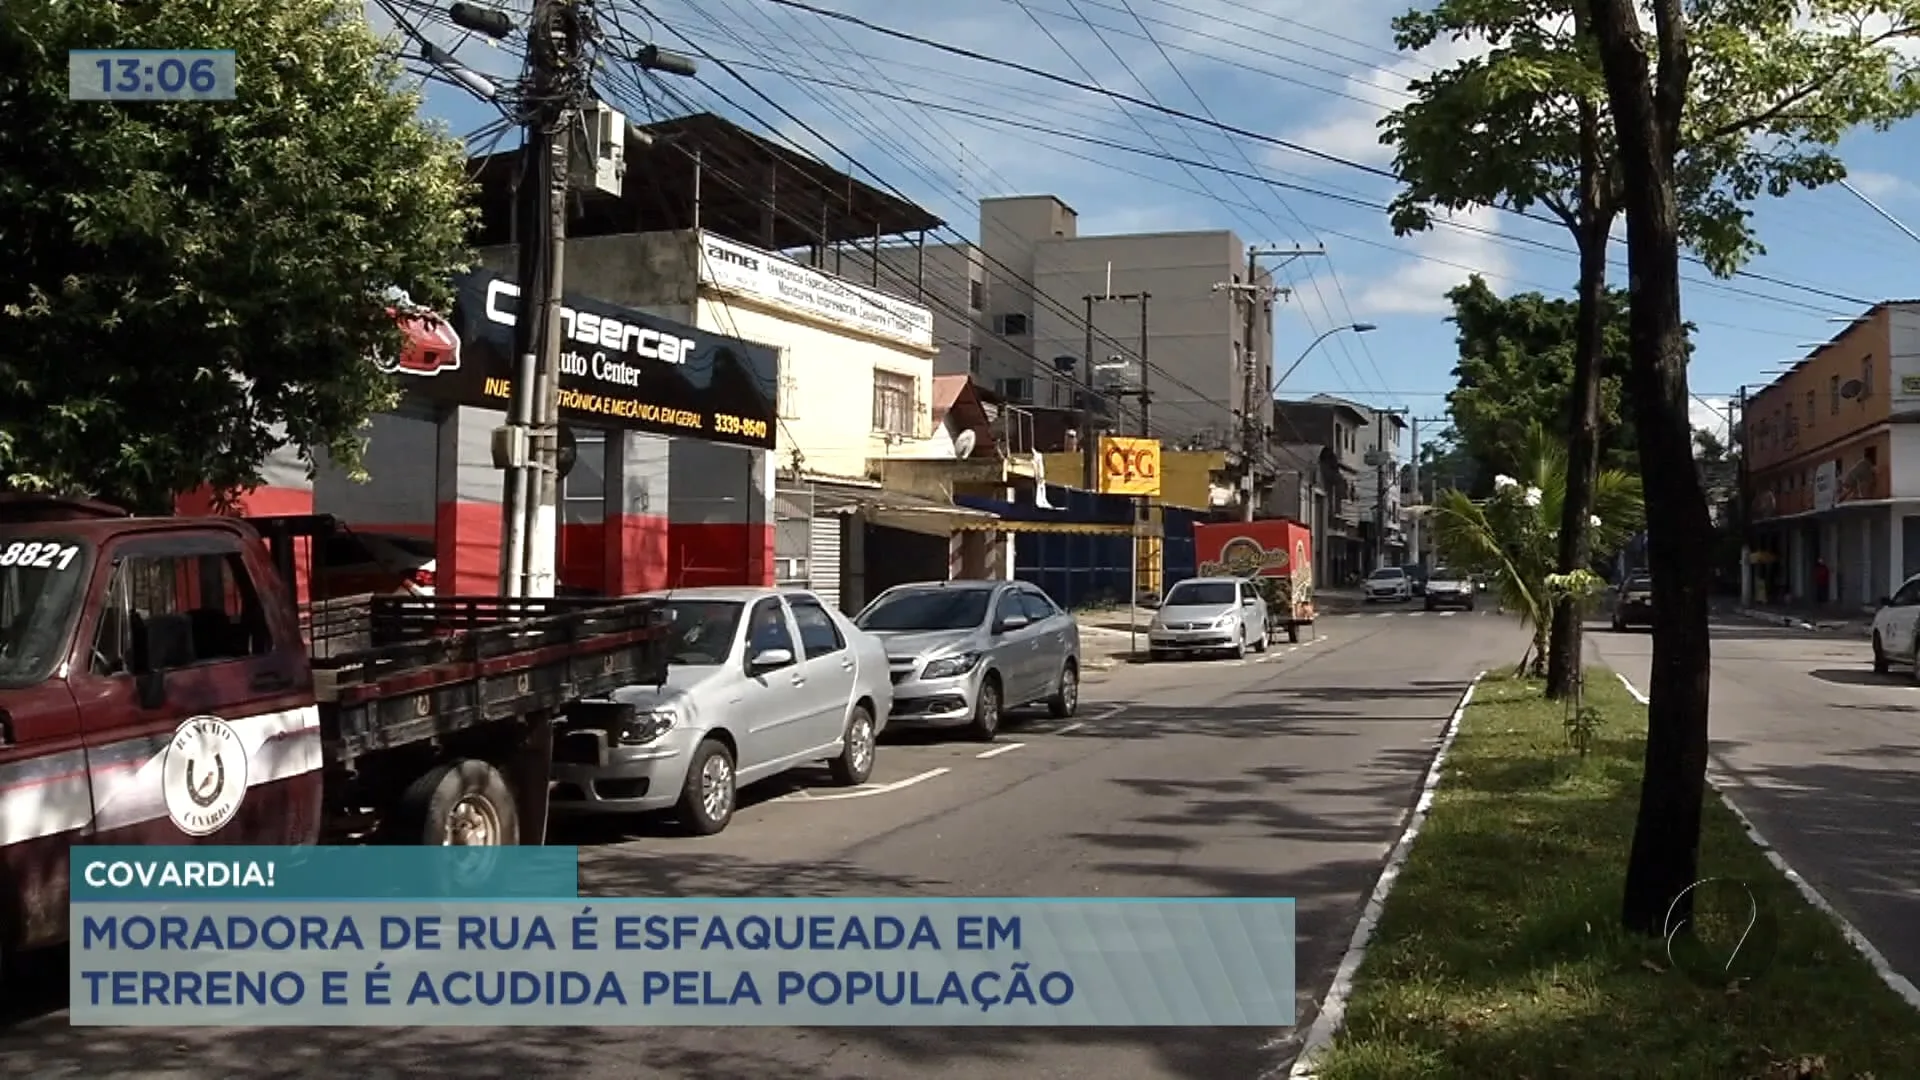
<box><xmin>1840</xmin><ymin>379</ymin><xmax>1865</xmax><ymax>400</ymax></box>
<box><xmin>953</xmin><ymin>429</ymin><xmax>978</xmax><ymax>459</ymax></box>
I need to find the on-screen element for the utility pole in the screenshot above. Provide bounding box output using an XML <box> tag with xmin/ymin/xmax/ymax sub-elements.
<box><xmin>1409</xmin><ymin>415</ymin><xmax>1448</xmax><ymax>562</ymax></box>
<box><xmin>487</xmin><ymin>3</ymin><xmax>693</xmax><ymax>595</ymax></box>
<box><xmin>1081</xmin><ymin>293</ymin><xmax>1096</xmax><ymax>489</ymax></box>
<box><xmin>1216</xmin><ymin>246</ymin><xmax>1322</xmax><ymax>521</ymax></box>
<box><xmin>493</xmin><ymin>0</ymin><xmax>582</xmax><ymax>597</ymax></box>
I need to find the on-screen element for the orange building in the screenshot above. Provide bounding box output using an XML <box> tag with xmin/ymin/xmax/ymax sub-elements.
<box><xmin>1745</xmin><ymin>301</ymin><xmax>1920</xmax><ymax>607</ymax></box>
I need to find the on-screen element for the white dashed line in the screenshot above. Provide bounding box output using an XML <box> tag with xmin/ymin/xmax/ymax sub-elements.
<box><xmin>773</xmin><ymin>767</ymin><xmax>951</xmax><ymax>802</ymax></box>
<box><xmin>1054</xmin><ymin>722</ymin><xmax>1085</xmax><ymax>735</ymax></box>
<box><xmin>976</xmin><ymin>742</ymin><xmax>1026</xmax><ymax>759</ymax></box>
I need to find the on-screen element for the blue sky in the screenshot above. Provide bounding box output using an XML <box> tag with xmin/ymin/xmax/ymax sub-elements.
<box><xmin>384</xmin><ymin>0</ymin><xmax>1920</xmax><ymax>453</ymax></box>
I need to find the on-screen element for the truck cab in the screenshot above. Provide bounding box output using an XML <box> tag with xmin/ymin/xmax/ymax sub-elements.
<box><xmin>0</xmin><ymin>496</ymin><xmax>322</xmax><ymax>962</ymax></box>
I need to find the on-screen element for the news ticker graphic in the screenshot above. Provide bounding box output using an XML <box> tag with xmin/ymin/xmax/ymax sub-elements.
<box><xmin>73</xmin><ymin>847</ymin><xmax>578</xmax><ymax>901</ymax></box>
<box><xmin>72</xmin><ymin>849</ymin><xmax>1297</xmax><ymax>1027</ymax></box>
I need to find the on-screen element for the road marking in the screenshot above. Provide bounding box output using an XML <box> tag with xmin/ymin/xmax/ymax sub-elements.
<box><xmin>773</xmin><ymin>767</ymin><xmax>951</xmax><ymax>803</ymax></box>
<box><xmin>1374</xmin><ymin>612</ymin><xmax>1393</xmax><ymax>619</ymax></box>
<box><xmin>1438</xmin><ymin>611</ymin><xmax>1456</xmax><ymax>618</ymax></box>
<box><xmin>976</xmin><ymin>742</ymin><xmax>1026</xmax><ymax>759</ymax></box>
<box><xmin>1054</xmin><ymin>721</ymin><xmax>1085</xmax><ymax>735</ymax></box>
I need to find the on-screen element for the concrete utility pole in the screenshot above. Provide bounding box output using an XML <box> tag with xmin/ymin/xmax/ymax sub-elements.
<box><xmin>490</xmin><ymin>3</ymin><xmax>693</xmax><ymax>595</ymax></box>
<box><xmin>1216</xmin><ymin>246</ymin><xmax>1322</xmax><ymax>521</ymax></box>
<box><xmin>1409</xmin><ymin>414</ymin><xmax>1448</xmax><ymax>562</ymax></box>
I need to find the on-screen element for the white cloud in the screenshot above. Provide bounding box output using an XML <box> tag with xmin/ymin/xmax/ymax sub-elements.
<box><xmin>1847</xmin><ymin>169</ymin><xmax>1917</xmax><ymax>201</ymax></box>
<box><xmin>1690</xmin><ymin>395</ymin><xmax>1733</xmax><ymax>440</ymax></box>
<box><xmin>1351</xmin><ymin>205</ymin><xmax>1511</xmax><ymax>315</ymax></box>
<box><xmin>1274</xmin><ymin>32</ymin><xmax>1496</xmax><ymax>173</ymax></box>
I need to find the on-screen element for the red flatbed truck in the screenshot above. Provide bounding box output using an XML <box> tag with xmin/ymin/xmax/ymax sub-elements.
<box><xmin>0</xmin><ymin>496</ymin><xmax>666</xmax><ymax>975</ymax></box>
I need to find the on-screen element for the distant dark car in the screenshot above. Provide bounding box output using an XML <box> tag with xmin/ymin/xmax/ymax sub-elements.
<box><xmin>1611</xmin><ymin>573</ymin><xmax>1653</xmax><ymax>631</ymax></box>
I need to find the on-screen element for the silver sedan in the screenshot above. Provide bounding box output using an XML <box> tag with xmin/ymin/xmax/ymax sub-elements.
<box><xmin>549</xmin><ymin>587</ymin><xmax>892</xmax><ymax>835</ymax></box>
<box><xmin>854</xmin><ymin>580</ymin><xmax>1081</xmax><ymax>742</ymax></box>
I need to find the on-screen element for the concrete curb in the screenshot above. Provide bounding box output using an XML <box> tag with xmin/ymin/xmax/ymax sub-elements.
<box><xmin>1732</xmin><ymin>606</ymin><xmax>1871</xmax><ymax>636</ymax></box>
<box><xmin>1277</xmin><ymin>671</ymin><xmax>1488</xmax><ymax>1080</ymax></box>
<box><xmin>1614</xmin><ymin>672</ymin><xmax>1920</xmax><ymax>1013</ymax></box>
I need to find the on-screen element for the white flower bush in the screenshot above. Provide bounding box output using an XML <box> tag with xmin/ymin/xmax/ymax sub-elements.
<box><xmin>1428</xmin><ymin>425</ymin><xmax>1645</xmax><ymax>676</ymax></box>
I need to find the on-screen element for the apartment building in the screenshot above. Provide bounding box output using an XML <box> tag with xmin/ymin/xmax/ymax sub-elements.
<box><xmin>900</xmin><ymin>195</ymin><xmax>1272</xmax><ymax>449</ymax></box>
<box><xmin>1745</xmin><ymin>301</ymin><xmax>1920</xmax><ymax>606</ymax></box>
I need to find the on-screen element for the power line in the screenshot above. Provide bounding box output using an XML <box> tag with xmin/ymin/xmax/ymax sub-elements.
<box><xmin>751</xmin><ymin>0</ymin><xmax>1879</xmax><ymax>311</ymax></box>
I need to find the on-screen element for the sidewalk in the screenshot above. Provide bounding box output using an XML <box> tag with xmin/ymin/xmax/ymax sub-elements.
<box><xmin>1728</xmin><ymin>599</ymin><xmax>1875</xmax><ymax>636</ymax></box>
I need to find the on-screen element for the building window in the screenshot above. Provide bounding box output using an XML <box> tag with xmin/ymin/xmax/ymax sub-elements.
<box><xmin>997</xmin><ymin>377</ymin><xmax>1028</xmax><ymax>403</ymax></box>
<box><xmin>995</xmin><ymin>313</ymin><xmax>1028</xmax><ymax>335</ymax></box>
<box><xmin>1831</xmin><ymin>374</ymin><xmax>1840</xmax><ymax>414</ymax></box>
<box><xmin>969</xmin><ymin>279</ymin><xmax>983</xmax><ymax>311</ymax></box>
<box><xmin>1050</xmin><ymin>379</ymin><xmax>1065</xmax><ymax>407</ymax></box>
<box><xmin>1805</xmin><ymin>390</ymin><xmax>1815</xmax><ymax>427</ymax></box>
<box><xmin>968</xmin><ymin>344</ymin><xmax>981</xmax><ymax>373</ymax></box>
<box><xmin>562</xmin><ymin>429</ymin><xmax>607</xmax><ymax>525</ymax></box>
<box><xmin>872</xmin><ymin>370</ymin><xmax>916</xmax><ymax>436</ymax></box>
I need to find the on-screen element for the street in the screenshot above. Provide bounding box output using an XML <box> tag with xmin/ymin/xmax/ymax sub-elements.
<box><xmin>1591</xmin><ymin>616</ymin><xmax>1920</xmax><ymax>991</ymax></box>
<box><xmin>0</xmin><ymin>607</ymin><xmax>1522</xmax><ymax>1079</ymax></box>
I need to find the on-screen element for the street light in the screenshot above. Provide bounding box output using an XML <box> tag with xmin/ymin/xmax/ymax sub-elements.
<box><xmin>1271</xmin><ymin>323</ymin><xmax>1377</xmax><ymax>395</ymax></box>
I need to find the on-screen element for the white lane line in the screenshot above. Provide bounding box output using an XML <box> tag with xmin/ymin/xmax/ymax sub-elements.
<box><xmin>976</xmin><ymin>742</ymin><xmax>1026</xmax><ymax>759</ymax></box>
<box><xmin>1282</xmin><ymin>672</ymin><xmax>1487</xmax><ymax>1080</ymax></box>
<box><xmin>1373</xmin><ymin>612</ymin><xmax>1393</xmax><ymax>619</ymax></box>
<box><xmin>1438</xmin><ymin>611</ymin><xmax>1456</xmax><ymax>618</ymax></box>
<box><xmin>1614</xmin><ymin>672</ymin><xmax>1920</xmax><ymax>1012</ymax></box>
<box><xmin>774</xmin><ymin>767</ymin><xmax>951</xmax><ymax>803</ymax></box>
<box><xmin>1054</xmin><ymin>722</ymin><xmax>1085</xmax><ymax>735</ymax></box>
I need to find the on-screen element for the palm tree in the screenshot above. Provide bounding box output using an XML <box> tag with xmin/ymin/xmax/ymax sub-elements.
<box><xmin>1425</xmin><ymin>422</ymin><xmax>1644</xmax><ymax>675</ymax></box>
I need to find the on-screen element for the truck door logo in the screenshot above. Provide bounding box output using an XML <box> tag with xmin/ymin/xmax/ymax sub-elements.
<box><xmin>162</xmin><ymin>716</ymin><xmax>250</xmax><ymax>837</ymax></box>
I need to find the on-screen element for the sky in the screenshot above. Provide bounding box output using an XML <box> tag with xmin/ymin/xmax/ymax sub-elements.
<box><xmin>379</xmin><ymin>0</ymin><xmax>1920</xmax><ymax>455</ymax></box>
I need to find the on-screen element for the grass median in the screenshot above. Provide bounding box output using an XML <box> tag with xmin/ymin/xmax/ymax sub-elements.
<box><xmin>1312</xmin><ymin>669</ymin><xmax>1920</xmax><ymax>1080</ymax></box>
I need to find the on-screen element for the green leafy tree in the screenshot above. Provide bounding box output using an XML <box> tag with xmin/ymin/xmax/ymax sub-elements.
<box><xmin>1442</xmin><ymin>276</ymin><xmax>1646</xmax><ymax>487</ymax></box>
<box><xmin>0</xmin><ymin>0</ymin><xmax>472</xmax><ymax>511</ymax></box>
<box><xmin>1427</xmin><ymin>423</ymin><xmax>1644</xmax><ymax>675</ymax></box>
<box><xmin>1581</xmin><ymin>0</ymin><xmax>1920</xmax><ymax>934</ymax></box>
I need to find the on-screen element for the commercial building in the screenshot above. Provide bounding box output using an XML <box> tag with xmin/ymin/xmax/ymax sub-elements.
<box><xmin>1744</xmin><ymin>301</ymin><xmax>1920</xmax><ymax>606</ymax></box>
<box><xmin>295</xmin><ymin>113</ymin><xmax>1023</xmax><ymax>607</ymax></box>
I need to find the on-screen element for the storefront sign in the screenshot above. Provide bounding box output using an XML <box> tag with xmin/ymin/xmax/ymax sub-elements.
<box><xmin>696</xmin><ymin>231</ymin><xmax>935</xmax><ymax>350</ymax></box>
<box><xmin>396</xmin><ymin>270</ymin><xmax>778</xmax><ymax>451</ymax></box>
<box><xmin>1098</xmin><ymin>437</ymin><xmax>1161</xmax><ymax>497</ymax></box>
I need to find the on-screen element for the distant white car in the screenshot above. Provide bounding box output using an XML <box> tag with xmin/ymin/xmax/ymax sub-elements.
<box><xmin>1147</xmin><ymin>577</ymin><xmax>1268</xmax><ymax>660</ymax></box>
<box><xmin>1871</xmin><ymin>573</ymin><xmax>1920</xmax><ymax>680</ymax></box>
<box><xmin>550</xmin><ymin>587</ymin><xmax>892</xmax><ymax>835</ymax></box>
<box><xmin>1363</xmin><ymin>566</ymin><xmax>1412</xmax><ymax>603</ymax></box>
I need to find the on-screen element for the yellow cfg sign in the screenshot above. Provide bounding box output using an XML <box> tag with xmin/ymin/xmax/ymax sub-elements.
<box><xmin>1098</xmin><ymin>436</ymin><xmax>1162</xmax><ymax>496</ymax></box>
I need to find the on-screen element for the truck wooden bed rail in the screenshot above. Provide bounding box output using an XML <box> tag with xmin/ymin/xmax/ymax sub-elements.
<box><xmin>314</xmin><ymin>596</ymin><xmax>670</xmax><ymax>760</ymax></box>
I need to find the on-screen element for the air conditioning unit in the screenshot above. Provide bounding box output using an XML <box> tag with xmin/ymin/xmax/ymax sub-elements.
<box><xmin>571</xmin><ymin>101</ymin><xmax>626</xmax><ymax>196</ymax></box>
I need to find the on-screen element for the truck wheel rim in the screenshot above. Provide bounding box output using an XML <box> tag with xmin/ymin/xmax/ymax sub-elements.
<box><xmin>446</xmin><ymin>796</ymin><xmax>500</xmax><ymax>846</ymax></box>
<box><xmin>702</xmin><ymin>755</ymin><xmax>733</xmax><ymax>820</ymax></box>
<box><xmin>850</xmin><ymin>715</ymin><xmax>874</xmax><ymax>773</ymax></box>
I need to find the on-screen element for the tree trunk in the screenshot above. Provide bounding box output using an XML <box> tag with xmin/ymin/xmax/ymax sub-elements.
<box><xmin>1589</xmin><ymin>0</ymin><xmax>1717</xmax><ymax>937</ymax></box>
<box><xmin>1545</xmin><ymin>101</ymin><xmax>1615</xmax><ymax>701</ymax></box>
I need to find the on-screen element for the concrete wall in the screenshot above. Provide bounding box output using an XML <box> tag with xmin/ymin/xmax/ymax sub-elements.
<box><xmin>1030</xmin><ymin>230</ymin><xmax>1251</xmax><ymax>446</ymax></box>
<box><xmin>835</xmin><ymin>242</ymin><xmax>984</xmax><ymax>378</ymax></box>
<box><xmin>695</xmin><ymin>297</ymin><xmax>933</xmax><ymax>483</ymax></box>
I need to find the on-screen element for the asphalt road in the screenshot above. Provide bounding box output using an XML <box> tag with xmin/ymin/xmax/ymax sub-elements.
<box><xmin>1591</xmin><ymin>616</ymin><xmax>1920</xmax><ymax>987</ymax></box>
<box><xmin>1</xmin><ymin>605</ymin><xmax>1522</xmax><ymax>1079</ymax></box>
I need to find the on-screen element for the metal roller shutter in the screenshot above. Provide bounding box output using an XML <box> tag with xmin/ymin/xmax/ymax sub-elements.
<box><xmin>809</xmin><ymin>515</ymin><xmax>844</xmax><ymax>609</ymax></box>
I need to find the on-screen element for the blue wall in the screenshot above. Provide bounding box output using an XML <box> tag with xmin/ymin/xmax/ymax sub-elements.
<box><xmin>955</xmin><ymin>486</ymin><xmax>1218</xmax><ymax>609</ymax></box>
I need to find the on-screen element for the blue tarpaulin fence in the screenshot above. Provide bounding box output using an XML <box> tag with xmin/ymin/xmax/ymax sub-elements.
<box><xmin>954</xmin><ymin>486</ymin><xmax>1214</xmax><ymax>609</ymax></box>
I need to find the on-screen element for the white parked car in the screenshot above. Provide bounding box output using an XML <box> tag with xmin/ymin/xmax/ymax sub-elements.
<box><xmin>1147</xmin><ymin>577</ymin><xmax>1268</xmax><ymax>660</ymax></box>
<box><xmin>1363</xmin><ymin>566</ymin><xmax>1413</xmax><ymax>603</ymax></box>
<box><xmin>1871</xmin><ymin>573</ymin><xmax>1920</xmax><ymax>680</ymax></box>
<box><xmin>549</xmin><ymin>587</ymin><xmax>892</xmax><ymax>835</ymax></box>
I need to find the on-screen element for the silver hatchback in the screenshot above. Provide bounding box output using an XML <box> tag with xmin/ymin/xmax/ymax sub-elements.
<box><xmin>854</xmin><ymin>580</ymin><xmax>1081</xmax><ymax>742</ymax></box>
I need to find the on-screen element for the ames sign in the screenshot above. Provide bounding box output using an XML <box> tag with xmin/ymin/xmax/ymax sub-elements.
<box><xmin>696</xmin><ymin>232</ymin><xmax>935</xmax><ymax>351</ymax></box>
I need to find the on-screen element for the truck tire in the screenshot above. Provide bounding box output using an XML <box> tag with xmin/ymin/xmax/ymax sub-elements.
<box><xmin>396</xmin><ymin>759</ymin><xmax>520</xmax><ymax>847</ymax></box>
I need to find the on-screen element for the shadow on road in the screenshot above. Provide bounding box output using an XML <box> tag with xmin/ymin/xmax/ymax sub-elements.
<box><xmin>1807</xmin><ymin>667</ymin><xmax>1906</xmax><ymax>688</ymax></box>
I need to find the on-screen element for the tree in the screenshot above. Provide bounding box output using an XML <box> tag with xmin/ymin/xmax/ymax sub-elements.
<box><xmin>1583</xmin><ymin>0</ymin><xmax>1920</xmax><ymax>934</ymax></box>
<box><xmin>1426</xmin><ymin>422</ymin><xmax>1644</xmax><ymax>673</ymax></box>
<box><xmin>1441</xmin><ymin>276</ymin><xmax>1646</xmax><ymax>490</ymax></box>
<box><xmin>0</xmin><ymin>0</ymin><xmax>472</xmax><ymax>511</ymax></box>
<box><xmin>1385</xmin><ymin>1</ymin><xmax>1623</xmax><ymax>703</ymax></box>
